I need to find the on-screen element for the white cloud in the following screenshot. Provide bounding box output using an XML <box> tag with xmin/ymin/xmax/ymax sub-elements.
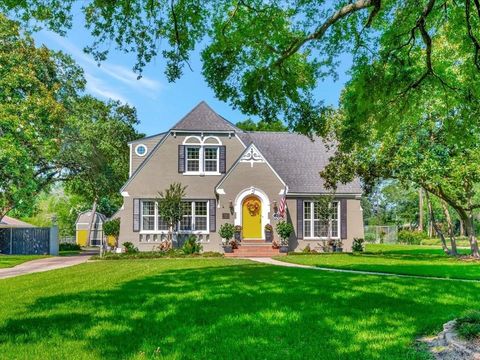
<box><xmin>44</xmin><ymin>32</ymin><xmax>162</xmax><ymax>95</ymax></box>
<box><xmin>84</xmin><ymin>73</ymin><xmax>129</xmax><ymax>103</ymax></box>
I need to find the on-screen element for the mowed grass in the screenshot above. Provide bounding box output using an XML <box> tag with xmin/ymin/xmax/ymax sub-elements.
<box><xmin>0</xmin><ymin>255</ymin><xmax>47</xmax><ymax>268</ymax></box>
<box><xmin>276</xmin><ymin>244</ymin><xmax>480</xmax><ymax>280</ymax></box>
<box><xmin>0</xmin><ymin>258</ymin><xmax>479</xmax><ymax>359</ymax></box>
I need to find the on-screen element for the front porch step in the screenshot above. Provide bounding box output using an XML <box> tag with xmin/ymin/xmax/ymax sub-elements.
<box><xmin>225</xmin><ymin>243</ymin><xmax>286</xmax><ymax>257</ymax></box>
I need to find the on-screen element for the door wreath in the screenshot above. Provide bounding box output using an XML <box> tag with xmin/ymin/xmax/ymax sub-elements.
<box><xmin>245</xmin><ymin>200</ymin><xmax>260</xmax><ymax>216</ymax></box>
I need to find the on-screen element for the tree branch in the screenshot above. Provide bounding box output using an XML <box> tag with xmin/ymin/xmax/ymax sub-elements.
<box><xmin>465</xmin><ymin>0</ymin><xmax>480</xmax><ymax>70</ymax></box>
<box><xmin>272</xmin><ymin>0</ymin><xmax>375</xmax><ymax>67</ymax></box>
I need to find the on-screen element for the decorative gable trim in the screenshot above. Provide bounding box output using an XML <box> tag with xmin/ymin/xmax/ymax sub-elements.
<box><xmin>239</xmin><ymin>144</ymin><xmax>265</xmax><ymax>167</ymax></box>
<box><xmin>216</xmin><ymin>143</ymin><xmax>287</xmax><ymax>192</ymax></box>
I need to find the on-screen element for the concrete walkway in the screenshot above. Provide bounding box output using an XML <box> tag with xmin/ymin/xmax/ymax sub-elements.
<box><xmin>0</xmin><ymin>252</ymin><xmax>95</xmax><ymax>280</ymax></box>
<box><xmin>247</xmin><ymin>257</ymin><xmax>480</xmax><ymax>283</ymax></box>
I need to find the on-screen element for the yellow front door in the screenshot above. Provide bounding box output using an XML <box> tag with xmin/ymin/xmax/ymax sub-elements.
<box><xmin>242</xmin><ymin>196</ymin><xmax>262</xmax><ymax>239</ymax></box>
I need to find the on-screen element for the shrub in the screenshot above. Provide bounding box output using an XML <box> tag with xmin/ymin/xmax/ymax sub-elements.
<box><xmin>364</xmin><ymin>233</ymin><xmax>376</xmax><ymax>243</ymax></box>
<box><xmin>59</xmin><ymin>243</ymin><xmax>81</xmax><ymax>251</ymax></box>
<box><xmin>352</xmin><ymin>238</ymin><xmax>364</xmax><ymax>252</ymax></box>
<box><xmin>123</xmin><ymin>242</ymin><xmax>139</xmax><ymax>253</ymax></box>
<box><xmin>302</xmin><ymin>244</ymin><xmax>311</xmax><ymax>253</ymax></box>
<box><xmin>276</xmin><ymin>221</ymin><xmax>294</xmax><ymax>245</ymax></box>
<box><xmin>397</xmin><ymin>230</ymin><xmax>426</xmax><ymax>245</ymax></box>
<box><xmin>455</xmin><ymin>310</ymin><xmax>480</xmax><ymax>340</ymax></box>
<box><xmin>219</xmin><ymin>223</ymin><xmax>235</xmax><ymax>243</ymax></box>
<box><xmin>103</xmin><ymin>218</ymin><xmax>120</xmax><ymax>242</ymax></box>
<box><xmin>182</xmin><ymin>235</ymin><xmax>202</xmax><ymax>254</ymax></box>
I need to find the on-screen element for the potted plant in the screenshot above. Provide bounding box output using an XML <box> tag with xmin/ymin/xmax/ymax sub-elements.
<box><xmin>264</xmin><ymin>223</ymin><xmax>273</xmax><ymax>242</ymax></box>
<box><xmin>328</xmin><ymin>239</ymin><xmax>336</xmax><ymax>252</ymax></box>
<box><xmin>234</xmin><ymin>225</ymin><xmax>242</xmax><ymax>241</ymax></box>
<box><xmin>276</xmin><ymin>221</ymin><xmax>294</xmax><ymax>253</ymax></box>
<box><xmin>219</xmin><ymin>223</ymin><xmax>235</xmax><ymax>253</ymax></box>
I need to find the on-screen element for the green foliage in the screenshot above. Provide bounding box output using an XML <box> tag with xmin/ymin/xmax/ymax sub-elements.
<box><xmin>219</xmin><ymin>223</ymin><xmax>235</xmax><ymax>242</ymax></box>
<box><xmin>398</xmin><ymin>230</ymin><xmax>427</xmax><ymax>245</ymax></box>
<box><xmin>122</xmin><ymin>242</ymin><xmax>138</xmax><ymax>254</ymax></box>
<box><xmin>236</xmin><ymin>119</ymin><xmax>288</xmax><ymax>132</ymax></box>
<box><xmin>455</xmin><ymin>310</ymin><xmax>480</xmax><ymax>340</ymax></box>
<box><xmin>364</xmin><ymin>233</ymin><xmax>376</xmax><ymax>243</ymax></box>
<box><xmin>182</xmin><ymin>235</ymin><xmax>202</xmax><ymax>255</ymax></box>
<box><xmin>352</xmin><ymin>238</ymin><xmax>365</xmax><ymax>252</ymax></box>
<box><xmin>157</xmin><ymin>183</ymin><xmax>187</xmax><ymax>230</ymax></box>
<box><xmin>93</xmin><ymin>250</ymin><xmax>223</xmax><ymax>260</ymax></box>
<box><xmin>59</xmin><ymin>243</ymin><xmax>81</xmax><ymax>251</ymax></box>
<box><xmin>103</xmin><ymin>218</ymin><xmax>120</xmax><ymax>238</ymax></box>
<box><xmin>276</xmin><ymin>221</ymin><xmax>294</xmax><ymax>244</ymax></box>
<box><xmin>0</xmin><ymin>14</ymin><xmax>84</xmax><ymax>218</ymax></box>
<box><xmin>302</xmin><ymin>244</ymin><xmax>311</xmax><ymax>253</ymax></box>
<box><xmin>63</xmin><ymin>96</ymin><xmax>141</xmax><ymax>209</ymax></box>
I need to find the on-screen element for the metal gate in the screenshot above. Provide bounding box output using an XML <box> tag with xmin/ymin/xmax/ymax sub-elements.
<box><xmin>0</xmin><ymin>227</ymin><xmax>50</xmax><ymax>255</ymax></box>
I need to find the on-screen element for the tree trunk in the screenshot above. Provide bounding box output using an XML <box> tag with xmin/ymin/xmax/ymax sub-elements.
<box><xmin>426</xmin><ymin>192</ymin><xmax>450</xmax><ymax>255</ymax></box>
<box><xmin>440</xmin><ymin>200</ymin><xmax>457</xmax><ymax>255</ymax></box>
<box><xmin>418</xmin><ymin>188</ymin><xmax>424</xmax><ymax>232</ymax></box>
<box><xmin>457</xmin><ymin>208</ymin><xmax>480</xmax><ymax>257</ymax></box>
<box><xmin>86</xmin><ymin>198</ymin><xmax>98</xmax><ymax>252</ymax></box>
<box><xmin>460</xmin><ymin>219</ymin><xmax>465</xmax><ymax>237</ymax></box>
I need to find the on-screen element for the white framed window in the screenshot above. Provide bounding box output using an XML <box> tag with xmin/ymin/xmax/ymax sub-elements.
<box><xmin>180</xmin><ymin>201</ymin><xmax>209</xmax><ymax>232</ymax></box>
<box><xmin>135</xmin><ymin>144</ymin><xmax>148</xmax><ymax>156</ymax></box>
<box><xmin>141</xmin><ymin>199</ymin><xmax>209</xmax><ymax>234</ymax></box>
<box><xmin>304</xmin><ymin>201</ymin><xmax>339</xmax><ymax>239</ymax></box>
<box><xmin>186</xmin><ymin>147</ymin><xmax>200</xmax><ymax>172</ymax></box>
<box><xmin>183</xmin><ymin>136</ymin><xmax>221</xmax><ymax>175</ymax></box>
<box><xmin>204</xmin><ymin>147</ymin><xmax>219</xmax><ymax>172</ymax></box>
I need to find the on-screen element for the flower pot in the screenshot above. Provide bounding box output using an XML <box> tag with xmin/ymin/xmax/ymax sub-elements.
<box><xmin>265</xmin><ymin>231</ymin><xmax>273</xmax><ymax>242</ymax></box>
<box><xmin>223</xmin><ymin>245</ymin><xmax>233</xmax><ymax>253</ymax></box>
<box><xmin>234</xmin><ymin>232</ymin><xmax>241</xmax><ymax>242</ymax></box>
<box><xmin>335</xmin><ymin>247</ymin><xmax>343</xmax><ymax>253</ymax></box>
<box><xmin>279</xmin><ymin>246</ymin><xmax>289</xmax><ymax>253</ymax></box>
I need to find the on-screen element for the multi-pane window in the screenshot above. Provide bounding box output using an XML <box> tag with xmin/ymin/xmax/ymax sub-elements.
<box><xmin>186</xmin><ymin>147</ymin><xmax>200</xmax><ymax>172</ymax></box>
<box><xmin>141</xmin><ymin>200</ymin><xmax>209</xmax><ymax>233</ymax></box>
<box><xmin>142</xmin><ymin>201</ymin><xmax>155</xmax><ymax>231</ymax></box>
<box><xmin>179</xmin><ymin>201</ymin><xmax>208</xmax><ymax>231</ymax></box>
<box><xmin>204</xmin><ymin>147</ymin><xmax>218</xmax><ymax>172</ymax></box>
<box><xmin>303</xmin><ymin>201</ymin><xmax>339</xmax><ymax>238</ymax></box>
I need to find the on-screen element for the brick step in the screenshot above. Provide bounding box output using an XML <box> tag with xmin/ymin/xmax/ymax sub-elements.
<box><xmin>225</xmin><ymin>252</ymin><xmax>286</xmax><ymax>258</ymax></box>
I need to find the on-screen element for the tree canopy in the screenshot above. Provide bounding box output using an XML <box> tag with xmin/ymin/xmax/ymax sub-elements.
<box><xmin>5</xmin><ymin>1</ymin><xmax>480</xmax><ymax>132</ymax></box>
<box><xmin>235</xmin><ymin>119</ymin><xmax>288</xmax><ymax>132</ymax></box>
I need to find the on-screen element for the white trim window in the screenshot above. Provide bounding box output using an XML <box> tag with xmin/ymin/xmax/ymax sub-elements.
<box><xmin>183</xmin><ymin>136</ymin><xmax>221</xmax><ymax>175</ymax></box>
<box><xmin>180</xmin><ymin>201</ymin><xmax>209</xmax><ymax>232</ymax></box>
<box><xmin>304</xmin><ymin>201</ymin><xmax>340</xmax><ymax>239</ymax></box>
<box><xmin>141</xmin><ymin>200</ymin><xmax>156</xmax><ymax>231</ymax></box>
<box><xmin>204</xmin><ymin>147</ymin><xmax>219</xmax><ymax>172</ymax></box>
<box><xmin>135</xmin><ymin>144</ymin><xmax>148</xmax><ymax>157</ymax></box>
<box><xmin>186</xmin><ymin>147</ymin><xmax>201</xmax><ymax>172</ymax></box>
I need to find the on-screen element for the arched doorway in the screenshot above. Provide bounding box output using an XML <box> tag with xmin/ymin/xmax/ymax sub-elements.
<box><xmin>242</xmin><ymin>195</ymin><xmax>262</xmax><ymax>239</ymax></box>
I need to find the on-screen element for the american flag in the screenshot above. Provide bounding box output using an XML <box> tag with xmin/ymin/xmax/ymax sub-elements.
<box><xmin>278</xmin><ymin>188</ymin><xmax>287</xmax><ymax>218</ymax></box>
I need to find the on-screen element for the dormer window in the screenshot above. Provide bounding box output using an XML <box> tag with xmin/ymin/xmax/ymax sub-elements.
<box><xmin>180</xmin><ymin>136</ymin><xmax>225</xmax><ymax>175</ymax></box>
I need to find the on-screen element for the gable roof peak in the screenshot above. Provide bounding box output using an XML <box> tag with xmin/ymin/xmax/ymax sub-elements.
<box><xmin>171</xmin><ymin>101</ymin><xmax>240</xmax><ymax>132</ymax></box>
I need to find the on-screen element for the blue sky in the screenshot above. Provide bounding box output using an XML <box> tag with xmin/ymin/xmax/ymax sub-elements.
<box><xmin>32</xmin><ymin>17</ymin><xmax>351</xmax><ymax>136</ymax></box>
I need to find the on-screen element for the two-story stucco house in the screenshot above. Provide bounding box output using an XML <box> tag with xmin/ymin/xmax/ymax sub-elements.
<box><xmin>117</xmin><ymin>101</ymin><xmax>363</xmax><ymax>255</ymax></box>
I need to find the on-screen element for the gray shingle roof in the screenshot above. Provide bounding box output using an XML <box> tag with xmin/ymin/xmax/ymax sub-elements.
<box><xmin>171</xmin><ymin>101</ymin><xmax>240</xmax><ymax>132</ymax></box>
<box><xmin>238</xmin><ymin>132</ymin><xmax>362</xmax><ymax>194</ymax></box>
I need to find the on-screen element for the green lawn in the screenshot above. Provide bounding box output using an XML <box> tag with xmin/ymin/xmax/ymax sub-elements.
<box><xmin>275</xmin><ymin>244</ymin><xmax>479</xmax><ymax>280</ymax></box>
<box><xmin>0</xmin><ymin>255</ymin><xmax>47</xmax><ymax>269</ymax></box>
<box><xmin>0</xmin><ymin>258</ymin><xmax>479</xmax><ymax>359</ymax></box>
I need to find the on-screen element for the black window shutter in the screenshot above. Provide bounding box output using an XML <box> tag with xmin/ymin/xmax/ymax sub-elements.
<box><xmin>209</xmin><ymin>199</ymin><xmax>216</xmax><ymax>232</ymax></box>
<box><xmin>340</xmin><ymin>199</ymin><xmax>347</xmax><ymax>239</ymax></box>
<box><xmin>296</xmin><ymin>199</ymin><xmax>303</xmax><ymax>239</ymax></box>
<box><xmin>219</xmin><ymin>146</ymin><xmax>226</xmax><ymax>173</ymax></box>
<box><xmin>178</xmin><ymin>145</ymin><xmax>185</xmax><ymax>173</ymax></box>
<box><xmin>133</xmin><ymin>199</ymin><xmax>140</xmax><ymax>232</ymax></box>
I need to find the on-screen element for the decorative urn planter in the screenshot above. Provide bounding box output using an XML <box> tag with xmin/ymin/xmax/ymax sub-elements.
<box><xmin>279</xmin><ymin>245</ymin><xmax>289</xmax><ymax>253</ymax></box>
<box><xmin>265</xmin><ymin>231</ymin><xmax>273</xmax><ymax>242</ymax></box>
<box><xmin>335</xmin><ymin>247</ymin><xmax>343</xmax><ymax>253</ymax></box>
<box><xmin>223</xmin><ymin>245</ymin><xmax>233</xmax><ymax>253</ymax></box>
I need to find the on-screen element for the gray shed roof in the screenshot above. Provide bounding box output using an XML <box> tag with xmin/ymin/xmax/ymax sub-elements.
<box><xmin>238</xmin><ymin>132</ymin><xmax>362</xmax><ymax>194</ymax></box>
<box><xmin>171</xmin><ymin>101</ymin><xmax>240</xmax><ymax>132</ymax></box>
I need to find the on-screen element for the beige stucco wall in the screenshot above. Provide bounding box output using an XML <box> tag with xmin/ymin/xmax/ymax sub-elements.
<box><xmin>285</xmin><ymin>198</ymin><xmax>364</xmax><ymax>252</ymax></box>
<box><xmin>130</xmin><ymin>134</ymin><xmax>165</xmax><ymax>175</ymax></box>
<box><xmin>119</xmin><ymin>132</ymin><xmax>246</xmax><ymax>252</ymax></box>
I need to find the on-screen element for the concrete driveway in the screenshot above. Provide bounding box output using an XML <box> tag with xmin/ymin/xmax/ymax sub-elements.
<box><xmin>0</xmin><ymin>251</ymin><xmax>96</xmax><ymax>280</ymax></box>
